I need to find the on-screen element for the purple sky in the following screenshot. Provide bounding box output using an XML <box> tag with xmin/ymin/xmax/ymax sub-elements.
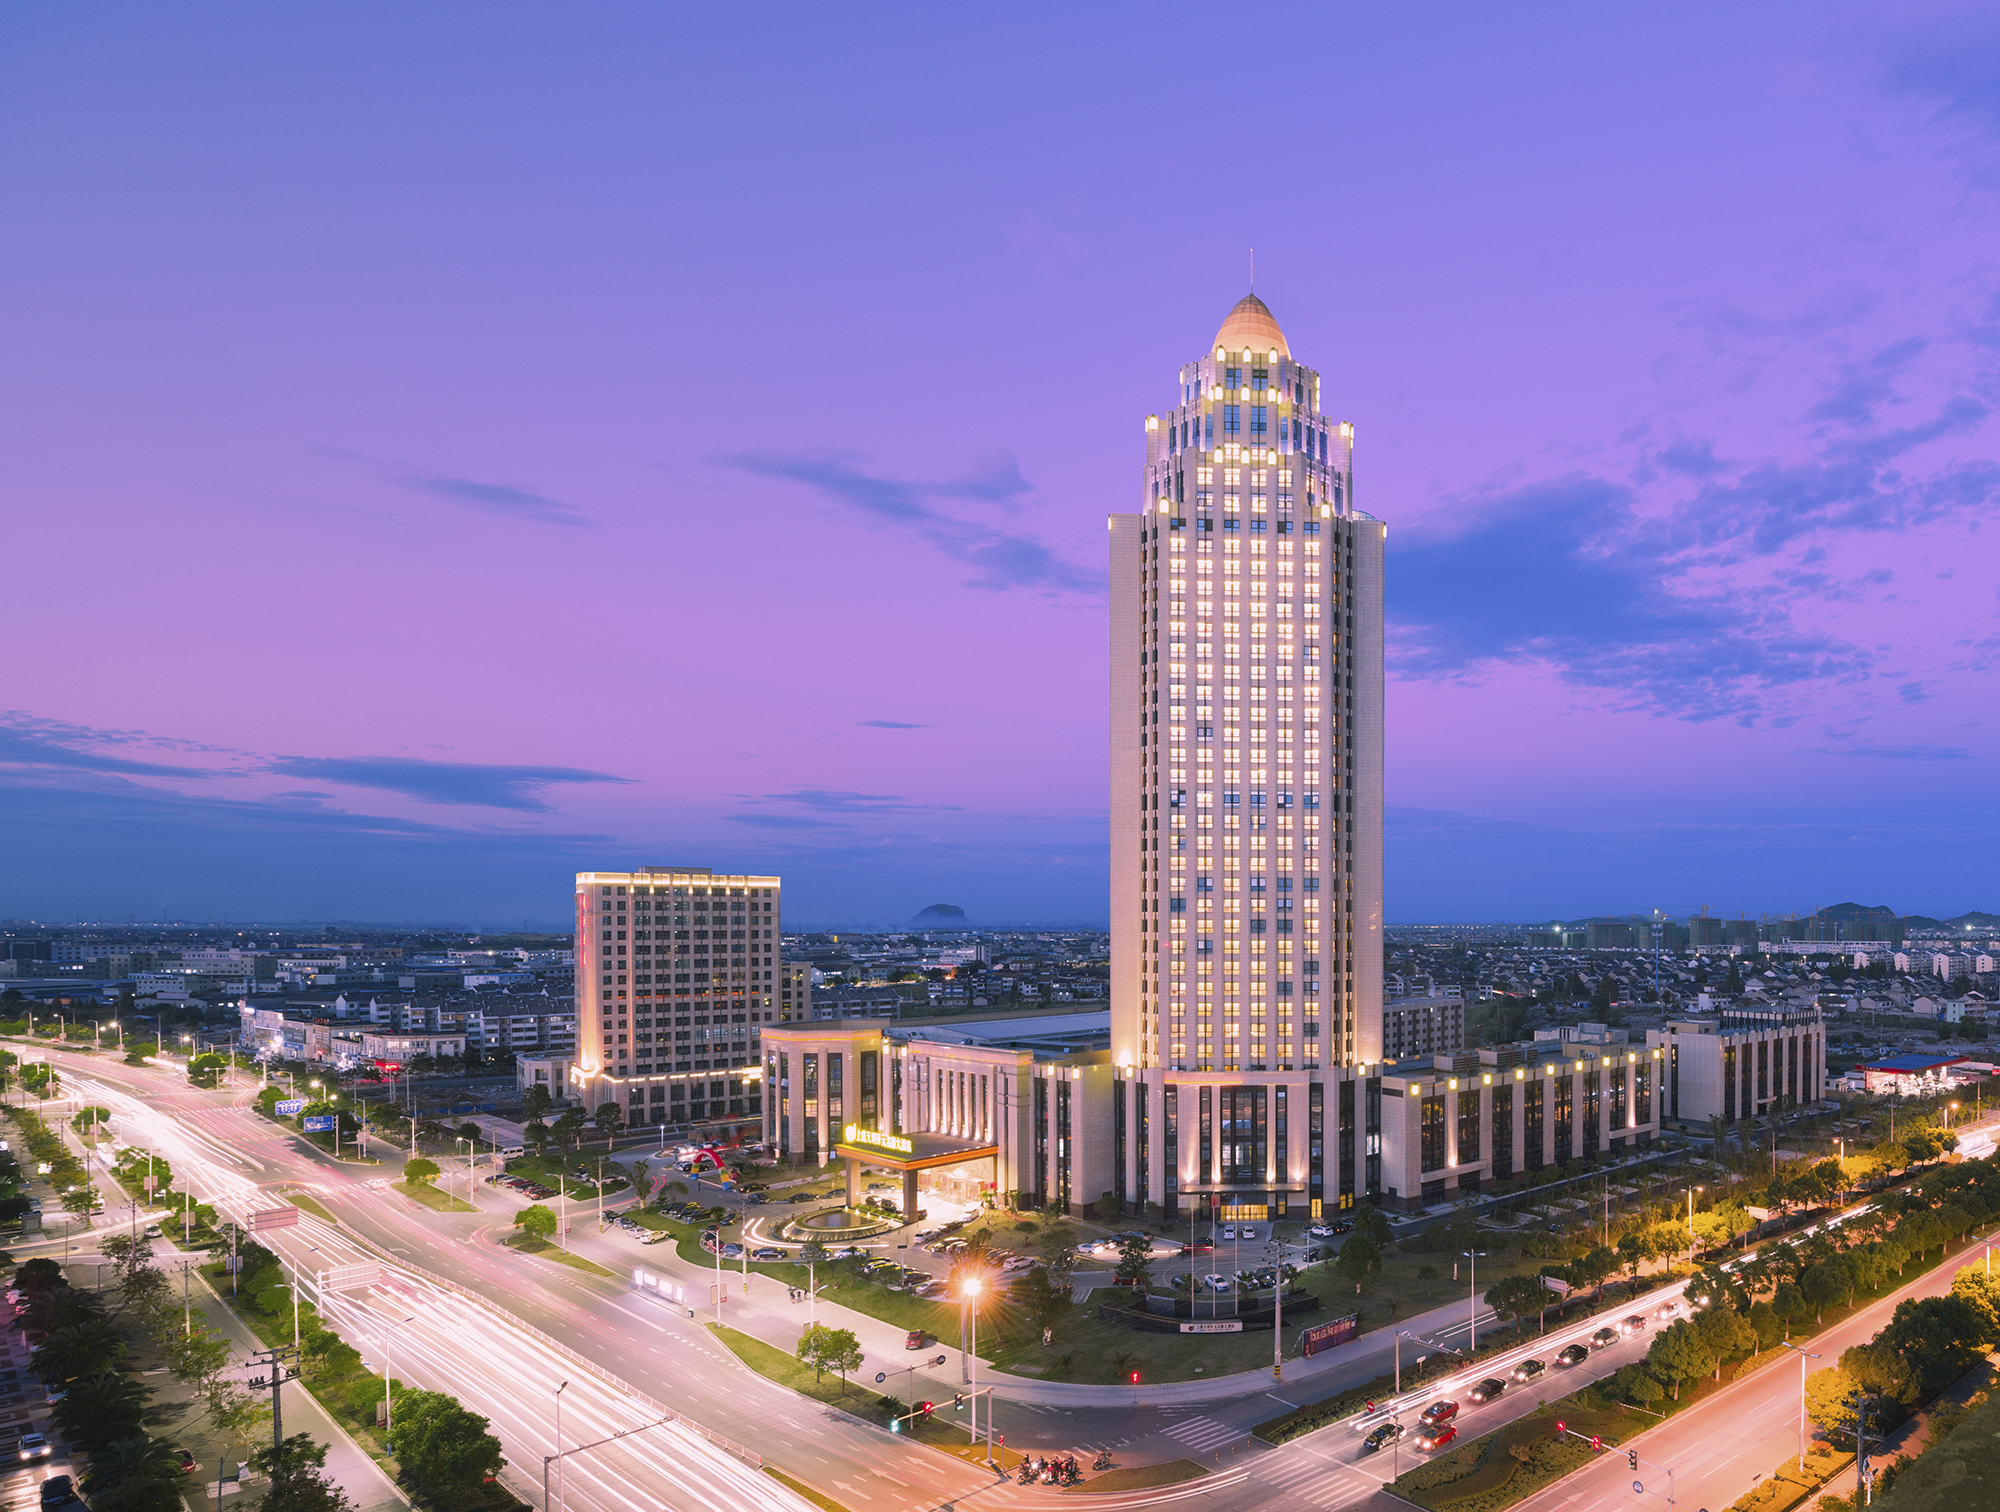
<box><xmin>3</xmin><ymin>5</ymin><xmax>1997</xmax><ymax>929</ymax></box>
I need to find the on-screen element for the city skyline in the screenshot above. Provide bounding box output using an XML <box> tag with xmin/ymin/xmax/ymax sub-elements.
<box><xmin>4</xmin><ymin>6</ymin><xmax>1997</xmax><ymax>926</ymax></box>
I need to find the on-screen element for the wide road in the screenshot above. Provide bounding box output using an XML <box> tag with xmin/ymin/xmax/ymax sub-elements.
<box><xmin>31</xmin><ymin>1045</ymin><xmax>1993</xmax><ymax>1512</ymax></box>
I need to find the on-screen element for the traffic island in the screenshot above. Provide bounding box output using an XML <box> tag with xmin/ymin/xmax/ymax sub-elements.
<box><xmin>1061</xmin><ymin>1460</ymin><xmax>1208</xmax><ymax>1494</ymax></box>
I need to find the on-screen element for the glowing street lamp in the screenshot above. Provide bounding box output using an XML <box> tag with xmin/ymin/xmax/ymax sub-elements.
<box><xmin>960</xmin><ymin>1274</ymin><xmax>984</xmax><ymax>1457</ymax></box>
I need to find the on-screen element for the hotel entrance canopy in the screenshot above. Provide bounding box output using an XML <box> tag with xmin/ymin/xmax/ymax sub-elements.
<box><xmin>831</xmin><ymin>1125</ymin><xmax>999</xmax><ymax>1210</ymax></box>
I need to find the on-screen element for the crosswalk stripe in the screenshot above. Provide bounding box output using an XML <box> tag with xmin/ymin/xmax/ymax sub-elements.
<box><xmin>1160</xmin><ymin>1415</ymin><xmax>1239</xmax><ymax>1450</ymax></box>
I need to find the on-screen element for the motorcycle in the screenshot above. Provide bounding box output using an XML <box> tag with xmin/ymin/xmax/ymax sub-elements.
<box><xmin>1092</xmin><ymin>1451</ymin><xmax>1113</xmax><ymax>1472</ymax></box>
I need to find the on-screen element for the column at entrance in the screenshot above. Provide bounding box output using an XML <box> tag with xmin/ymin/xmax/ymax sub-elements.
<box><xmin>845</xmin><ymin>1157</ymin><xmax>862</xmax><ymax>1206</ymax></box>
<box><xmin>902</xmin><ymin>1167</ymin><xmax>919</xmax><ymax>1219</ymax></box>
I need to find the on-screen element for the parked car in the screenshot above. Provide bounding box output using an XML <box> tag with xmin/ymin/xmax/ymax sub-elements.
<box><xmin>1201</xmin><ymin>1274</ymin><xmax>1232</xmax><ymax>1292</ymax></box>
<box><xmin>1418</xmin><ymin>1400</ymin><xmax>1458</xmax><ymax>1427</ymax></box>
<box><xmin>1590</xmin><ymin>1327</ymin><xmax>1618</xmax><ymax>1350</ymax></box>
<box><xmin>1414</xmin><ymin>1424</ymin><xmax>1458</xmax><ymax>1453</ymax></box>
<box><xmin>1619</xmin><ymin>1314</ymin><xmax>1648</xmax><ymax>1337</ymax></box>
<box><xmin>1219</xmin><ymin>1225</ymin><xmax>1236</xmax><ymax>1241</ymax></box>
<box><xmin>1511</xmin><ymin>1358</ymin><xmax>1547</xmax><ymax>1382</ymax></box>
<box><xmin>1556</xmin><ymin>1344</ymin><xmax>1590</xmax><ymax>1367</ymax></box>
<box><xmin>1467</xmin><ymin>1378</ymin><xmax>1508</xmax><ymax>1403</ymax></box>
<box><xmin>831</xmin><ymin>1245</ymin><xmax>866</xmax><ymax>1259</ymax></box>
<box><xmin>905</xmin><ymin>1330</ymin><xmax>933</xmax><ymax>1350</ymax></box>
<box><xmin>1238</xmin><ymin>1225</ymin><xmax>1261</xmax><ymax>1242</ymax></box>
<box><xmin>751</xmin><ymin>1247</ymin><xmax>786</xmax><ymax>1262</ymax></box>
<box><xmin>719</xmin><ymin>1243</ymin><xmax>744</xmax><ymax>1260</ymax></box>
<box><xmin>172</xmin><ymin>1448</ymin><xmax>197</xmax><ymax>1474</ymax></box>
<box><xmin>1360</xmin><ymin>1422</ymin><xmax>1405</xmax><ymax>1454</ymax></box>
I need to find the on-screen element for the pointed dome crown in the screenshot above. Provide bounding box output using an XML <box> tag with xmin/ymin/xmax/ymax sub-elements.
<box><xmin>1213</xmin><ymin>293</ymin><xmax>1288</xmax><ymax>358</ymax></box>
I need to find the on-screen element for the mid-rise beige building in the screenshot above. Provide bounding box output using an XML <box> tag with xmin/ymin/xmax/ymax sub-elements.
<box><xmin>572</xmin><ymin>866</ymin><xmax>781</xmax><ymax>1134</ymax></box>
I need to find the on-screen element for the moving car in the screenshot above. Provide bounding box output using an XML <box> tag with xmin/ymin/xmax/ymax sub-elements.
<box><xmin>37</xmin><ymin>1475</ymin><xmax>73</xmax><ymax>1507</ymax></box>
<box><xmin>1511</xmin><ymin>1358</ymin><xmax>1546</xmax><ymax>1382</ymax></box>
<box><xmin>1360</xmin><ymin>1422</ymin><xmax>1405</xmax><ymax>1454</ymax></box>
<box><xmin>1556</xmin><ymin>1344</ymin><xmax>1590</xmax><ymax>1367</ymax></box>
<box><xmin>1619</xmin><ymin>1314</ymin><xmax>1648</xmax><ymax>1337</ymax></box>
<box><xmin>1414</xmin><ymin>1424</ymin><xmax>1458</xmax><ymax>1453</ymax></box>
<box><xmin>172</xmin><ymin>1448</ymin><xmax>197</xmax><ymax>1474</ymax></box>
<box><xmin>1418</xmin><ymin>1400</ymin><xmax>1458</xmax><ymax>1427</ymax></box>
<box><xmin>1654</xmin><ymin>1299</ymin><xmax>1685</xmax><ymax>1321</ymax></box>
<box><xmin>1590</xmin><ymin>1327</ymin><xmax>1618</xmax><ymax>1350</ymax></box>
<box><xmin>905</xmin><ymin>1330</ymin><xmax>933</xmax><ymax>1350</ymax></box>
<box><xmin>1467</xmin><ymin>1378</ymin><xmax>1508</xmax><ymax>1403</ymax></box>
<box><xmin>751</xmin><ymin>1247</ymin><xmax>786</xmax><ymax>1262</ymax></box>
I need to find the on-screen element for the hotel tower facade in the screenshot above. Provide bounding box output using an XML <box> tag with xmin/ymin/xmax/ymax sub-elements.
<box><xmin>1108</xmin><ymin>293</ymin><xmax>1387</xmax><ymax>1219</ymax></box>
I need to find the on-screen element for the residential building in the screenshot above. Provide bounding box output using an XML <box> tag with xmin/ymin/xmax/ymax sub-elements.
<box><xmin>1383</xmin><ymin>989</ymin><xmax>1465</xmax><ymax>1060</ymax></box>
<box><xmin>572</xmin><ymin>867</ymin><xmax>780</xmax><ymax>1132</ymax></box>
<box><xmin>778</xmin><ymin>961</ymin><xmax>812</xmax><ymax>1021</ymax></box>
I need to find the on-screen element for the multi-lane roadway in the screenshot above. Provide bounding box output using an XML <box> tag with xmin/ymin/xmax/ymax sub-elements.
<box><xmin>22</xmin><ymin>1044</ymin><xmax>1993</xmax><ymax>1512</ymax></box>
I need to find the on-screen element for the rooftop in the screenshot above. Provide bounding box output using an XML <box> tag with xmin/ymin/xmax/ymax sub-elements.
<box><xmin>1213</xmin><ymin>293</ymin><xmax>1289</xmax><ymax>358</ymax></box>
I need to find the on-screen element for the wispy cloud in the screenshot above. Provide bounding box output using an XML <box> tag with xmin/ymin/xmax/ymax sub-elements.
<box><xmin>264</xmin><ymin>756</ymin><xmax>634</xmax><ymax>811</ymax></box>
<box><xmin>394</xmin><ymin>472</ymin><xmax>596</xmax><ymax>529</ymax></box>
<box><xmin>858</xmin><ymin>720</ymin><xmax>928</xmax><ymax>729</ymax></box>
<box><xmin>1793</xmin><ymin>742</ymin><xmax>1971</xmax><ymax>761</ymax></box>
<box><xmin>0</xmin><ymin>713</ymin><xmax>228</xmax><ymax>779</ymax></box>
<box><xmin>727</xmin><ymin>451</ymin><xmax>1100</xmax><ymax>595</ymax></box>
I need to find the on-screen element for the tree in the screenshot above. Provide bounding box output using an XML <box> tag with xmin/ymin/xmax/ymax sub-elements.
<box><xmin>1694</xmin><ymin>1304</ymin><xmax>1756</xmax><ymax>1378</ymax></box>
<box><xmin>186</xmin><ymin>1053</ymin><xmax>229</xmax><ymax>1089</ymax></box>
<box><xmin>1114</xmin><ymin>1233</ymin><xmax>1153</xmax><ymax>1286</ymax></box>
<box><xmin>1029</xmin><ymin>1218</ymin><xmax>1080</xmax><ymax>1292</ymax></box>
<box><xmin>1332</xmin><ymin>1232</ymin><xmax>1383</xmax><ymax>1294</ymax></box>
<box><xmin>1417</xmin><ymin>1264</ymin><xmax>1440</xmax><ymax>1298</ymax></box>
<box><xmin>21</xmin><ymin>1063</ymin><xmax>59</xmax><ymax>1099</ymax></box>
<box><xmin>1747</xmin><ymin>1300</ymin><xmax>1783</xmax><ymax>1353</ymax></box>
<box><xmin>161</xmin><ymin>1320</ymin><xmax>232</xmax><ymax>1395</ymax></box>
<box><xmin>798</xmin><ymin>1237</ymin><xmax>830</xmax><ymax>1269</ymax></box>
<box><xmin>1800</xmin><ymin>1257</ymin><xmax>1848</xmax><ymax>1325</ymax></box>
<box><xmin>250</xmin><ymin>1433</ymin><xmax>355</xmax><ymax>1512</ymax></box>
<box><xmin>1018</xmin><ymin>1266</ymin><xmax>1071</xmax><ymax>1331</ymax></box>
<box><xmin>522</xmin><ymin>1084</ymin><xmax>553</xmax><ymax>1121</ymax></box>
<box><xmin>403</xmin><ymin>1158</ymin><xmax>441</xmax><ymax>1185</ymax></box>
<box><xmin>524</xmin><ymin>1118</ymin><xmax>553</xmax><ymax>1156</ymax></box>
<box><xmin>14</xmin><ymin>1256</ymin><xmax>66</xmax><ymax>1295</ymax></box>
<box><xmin>515</xmin><ymin>1204</ymin><xmax>558</xmax><ymax>1241</ymax></box>
<box><xmin>1352</xmin><ymin>1202</ymin><xmax>1394</xmax><ymax>1248</ymax></box>
<box><xmin>1770</xmin><ymin>1280</ymin><xmax>1810</xmax><ymax>1341</ymax></box>
<box><xmin>52</xmin><ymin>1373</ymin><xmax>153</xmax><ymax>1450</ymax></box>
<box><xmin>1574</xmin><ymin>1245</ymin><xmax>1619</xmax><ymax>1302</ymax></box>
<box><xmin>554</xmin><ymin>1108</ymin><xmax>587</xmax><ymax>1152</ymax></box>
<box><xmin>390</xmin><ymin>1390</ymin><xmax>505</xmax><ymax>1493</ymax></box>
<box><xmin>1485</xmin><ymin>1274</ymin><xmax>1552</xmax><ymax>1335</ymax></box>
<box><xmin>1616</xmin><ymin>1231</ymin><xmax>1650</xmax><ymax>1289</ymax></box>
<box><xmin>1646</xmin><ymin>1320</ymin><xmax>1717</xmax><ymax>1399</ymax></box>
<box><xmin>593</xmin><ymin>1101</ymin><xmax>624</xmax><ymax>1142</ymax></box>
<box><xmin>71</xmin><ymin>1106</ymin><xmax>113</xmax><ymax>1139</ymax></box>
<box><xmin>37</xmin><ymin>1321</ymin><xmax>127</xmax><ymax>1382</ymax></box>
<box><xmin>1879</xmin><ymin>1292</ymin><xmax>1995</xmax><ymax>1393</ymax></box>
<box><xmin>796</xmin><ymin>1323</ymin><xmax>862</xmax><ymax>1384</ymax></box>
<box><xmin>79</xmin><ymin>1432</ymin><xmax>184</xmax><ymax>1512</ymax></box>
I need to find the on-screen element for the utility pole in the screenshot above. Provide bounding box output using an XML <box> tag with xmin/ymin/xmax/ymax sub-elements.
<box><xmin>247</xmin><ymin>1346</ymin><xmax>300</xmax><ymax>1455</ymax></box>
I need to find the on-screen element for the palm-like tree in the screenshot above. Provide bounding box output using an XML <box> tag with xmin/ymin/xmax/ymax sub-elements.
<box><xmin>19</xmin><ymin>1286</ymin><xmax>106</xmax><ymax>1334</ymax></box>
<box><xmin>34</xmin><ymin>1320</ymin><xmax>126</xmax><ymax>1382</ymax></box>
<box><xmin>80</xmin><ymin>1432</ymin><xmax>184</xmax><ymax>1512</ymax></box>
<box><xmin>52</xmin><ymin>1372</ymin><xmax>153</xmax><ymax>1449</ymax></box>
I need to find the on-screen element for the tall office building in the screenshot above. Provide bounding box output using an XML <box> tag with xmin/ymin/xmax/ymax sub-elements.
<box><xmin>572</xmin><ymin>866</ymin><xmax>782</xmax><ymax>1134</ymax></box>
<box><xmin>1109</xmin><ymin>293</ymin><xmax>1385</xmax><ymax>1219</ymax></box>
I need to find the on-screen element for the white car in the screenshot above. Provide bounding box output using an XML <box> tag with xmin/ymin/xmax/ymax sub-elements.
<box><xmin>1219</xmin><ymin>1225</ymin><xmax>1237</xmax><ymax>1241</ymax></box>
<box><xmin>1201</xmin><ymin>1273</ymin><xmax>1233</xmax><ymax>1292</ymax></box>
<box><xmin>1238</xmin><ymin>1225</ymin><xmax>1261</xmax><ymax>1242</ymax></box>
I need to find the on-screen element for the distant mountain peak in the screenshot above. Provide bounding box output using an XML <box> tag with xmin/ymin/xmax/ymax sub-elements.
<box><xmin>911</xmin><ymin>903</ymin><xmax>969</xmax><ymax>925</ymax></box>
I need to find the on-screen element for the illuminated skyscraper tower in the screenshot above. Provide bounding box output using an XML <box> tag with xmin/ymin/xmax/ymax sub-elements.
<box><xmin>1109</xmin><ymin>293</ymin><xmax>1384</xmax><ymax>1220</ymax></box>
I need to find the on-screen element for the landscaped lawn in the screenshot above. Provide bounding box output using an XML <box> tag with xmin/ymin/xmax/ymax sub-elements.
<box><xmin>395</xmin><ymin>1179</ymin><xmax>475</xmax><ymax>1213</ymax></box>
<box><xmin>503</xmin><ymin>1153</ymin><xmax>630</xmax><ymax>1195</ymax></box>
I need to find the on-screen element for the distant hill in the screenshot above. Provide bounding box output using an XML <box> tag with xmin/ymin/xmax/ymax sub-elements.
<box><xmin>911</xmin><ymin>903</ymin><xmax>970</xmax><ymax>926</ymax></box>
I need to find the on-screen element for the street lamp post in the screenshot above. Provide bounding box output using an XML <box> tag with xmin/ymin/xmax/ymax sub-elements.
<box><xmin>458</xmin><ymin>1137</ymin><xmax>473</xmax><ymax>1207</ymax></box>
<box><xmin>1686</xmin><ymin>1183</ymin><xmax>1705</xmax><ymax>1269</ymax></box>
<box><xmin>1463</xmin><ymin>1249</ymin><xmax>1488</xmax><ymax>1354</ymax></box>
<box><xmin>547</xmin><ymin>1380</ymin><xmax>568</xmax><ymax>1512</ymax></box>
<box><xmin>961</xmin><ymin>1274</ymin><xmax>983</xmax><ymax>1459</ymax></box>
<box><xmin>1778</xmin><ymin>1340</ymin><xmax>1823</xmax><ymax>1470</ymax></box>
<box><xmin>1269</xmin><ymin>1236</ymin><xmax>1285</xmax><ymax>1380</ymax></box>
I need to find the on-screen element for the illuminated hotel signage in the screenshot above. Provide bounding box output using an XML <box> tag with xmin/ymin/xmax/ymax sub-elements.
<box><xmin>842</xmin><ymin>1124</ymin><xmax>913</xmax><ymax>1156</ymax></box>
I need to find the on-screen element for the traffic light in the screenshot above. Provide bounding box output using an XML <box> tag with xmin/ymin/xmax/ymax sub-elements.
<box><xmin>953</xmin><ymin>1393</ymin><xmax>965</xmax><ymax>1412</ymax></box>
<box><xmin>890</xmin><ymin>1417</ymin><xmax>902</xmax><ymax>1433</ymax></box>
<box><xmin>1629</xmin><ymin>1450</ymin><xmax>1639</xmax><ymax>1472</ymax></box>
<box><xmin>919</xmin><ymin>1401</ymin><xmax>935</xmax><ymax>1420</ymax></box>
<box><xmin>1129</xmin><ymin>1370</ymin><xmax>1142</xmax><ymax>1384</ymax></box>
<box><xmin>1590</xmin><ymin>1436</ymin><xmax>1601</xmax><ymax>1453</ymax></box>
<box><xmin>1554</xmin><ymin>1420</ymin><xmax>1566</xmax><ymax>1436</ymax></box>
